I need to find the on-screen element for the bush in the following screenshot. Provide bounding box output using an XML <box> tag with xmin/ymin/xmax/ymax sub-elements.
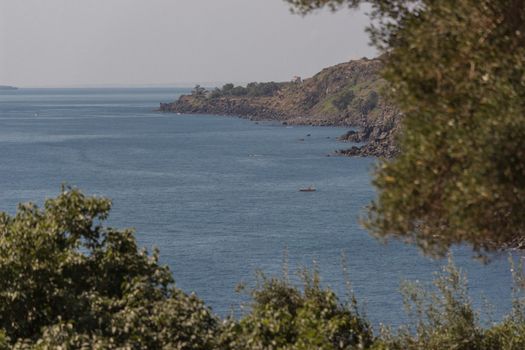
<box><xmin>209</xmin><ymin>82</ymin><xmax>283</xmax><ymax>98</ymax></box>
<box><xmin>191</xmin><ymin>85</ymin><xmax>207</xmax><ymax>98</ymax></box>
<box><xmin>210</xmin><ymin>88</ymin><xmax>223</xmax><ymax>99</ymax></box>
<box><xmin>223</xmin><ymin>270</ymin><xmax>374</xmax><ymax>349</ymax></box>
<box><xmin>230</xmin><ymin>86</ymin><xmax>248</xmax><ymax>96</ymax></box>
<box><xmin>362</xmin><ymin>91</ymin><xmax>379</xmax><ymax>114</ymax></box>
<box><xmin>222</xmin><ymin>83</ymin><xmax>234</xmax><ymax>93</ymax></box>
<box><xmin>333</xmin><ymin>90</ymin><xmax>356</xmax><ymax>111</ymax></box>
<box><xmin>246</xmin><ymin>82</ymin><xmax>282</xmax><ymax>97</ymax></box>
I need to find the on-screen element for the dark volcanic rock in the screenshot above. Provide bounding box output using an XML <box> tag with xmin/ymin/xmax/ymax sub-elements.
<box><xmin>336</xmin><ymin>137</ymin><xmax>398</xmax><ymax>158</ymax></box>
<box><xmin>336</xmin><ymin>114</ymin><xmax>401</xmax><ymax>158</ymax></box>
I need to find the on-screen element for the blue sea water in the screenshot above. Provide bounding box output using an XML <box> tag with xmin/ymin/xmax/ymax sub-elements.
<box><xmin>0</xmin><ymin>88</ymin><xmax>520</xmax><ymax>327</ymax></box>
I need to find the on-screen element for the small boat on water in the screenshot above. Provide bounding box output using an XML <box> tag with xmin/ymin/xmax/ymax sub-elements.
<box><xmin>299</xmin><ymin>186</ymin><xmax>316</xmax><ymax>192</ymax></box>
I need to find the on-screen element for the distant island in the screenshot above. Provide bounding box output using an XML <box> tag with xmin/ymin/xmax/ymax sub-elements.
<box><xmin>160</xmin><ymin>57</ymin><xmax>400</xmax><ymax>158</ymax></box>
<box><xmin>0</xmin><ymin>85</ymin><xmax>18</xmax><ymax>91</ymax></box>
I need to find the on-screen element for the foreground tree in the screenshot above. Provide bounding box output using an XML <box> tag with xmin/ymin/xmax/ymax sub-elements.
<box><xmin>0</xmin><ymin>188</ymin><xmax>218</xmax><ymax>348</ymax></box>
<box><xmin>287</xmin><ymin>0</ymin><xmax>525</xmax><ymax>256</ymax></box>
<box><xmin>192</xmin><ymin>84</ymin><xmax>207</xmax><ymax>98</ymax></box>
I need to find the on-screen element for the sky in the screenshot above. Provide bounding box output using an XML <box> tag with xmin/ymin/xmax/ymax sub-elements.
<box><xmin>0</xmin><ymin>0</ymin><xmax>375</xmax><ymax>87</ymax></box>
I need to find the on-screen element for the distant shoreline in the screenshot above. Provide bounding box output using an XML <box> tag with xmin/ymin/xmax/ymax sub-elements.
<box><xmin>0</xmin><ymin>85</ymin><xmax>18</xmax><ymax>91</ymax></box>
<box><xmin>159</xmin><ymin>57</ymin><xmax>399</xmax><ymax>158</ymax></box>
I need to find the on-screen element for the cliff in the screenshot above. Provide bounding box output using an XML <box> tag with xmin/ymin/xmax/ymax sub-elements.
<box><xmin>160</xmin><ymin>57</ymin><xmax>400</xmax><ymax>157</ymax></box>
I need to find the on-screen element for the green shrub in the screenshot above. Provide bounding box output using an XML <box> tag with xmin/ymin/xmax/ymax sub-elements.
<box><xmin>223</xmin><ymin>270</ymin><xmax>374</xmax><ymax>350</ymax></box>
<box><xmin>210</xmin><ymin>82</ymin><xmax>283</xmax><ymax>98</ymax></box>
<box><xmin>332</xmin><ymin>90</ymin><xmax>356</xmax><ymax>111</ymax></box>
<box><xmin>191</xmin><ymin>85</ymin><xmax>207</xmax><ymax>98</ymax></box>
<box><xmin>246</xmin><ymin>82</ymin><xmax>282</xmax><ymax>97</ymax></box>
<box><xmin>230</xmin><ymin>86</ymin><xmax>248</xmax><ymax>96</ymax></box>
<box><xmin>210</xmin><ymin>88</ymin><xmax>223</xmax><ymax>98</ymax></box>
<box><xmin>222</xmin><ymin>83</ymin><xmax>235</xmax><ymax>93</ymax></box>
<box><xmin>362</xmin><ymin>91</ymin><xmax>378</xmax><ymax>114</ymax></box>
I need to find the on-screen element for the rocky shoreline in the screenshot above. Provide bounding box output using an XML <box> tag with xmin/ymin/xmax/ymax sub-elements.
<box><xmin>159</xmin><ymin>57</ymin><xmax>400</xmax><ymax>158</ymax></box>
<box><xmin>159</xmin><ymin>100</ymin><xmax>399</xmax><ymax>158</ymax></box>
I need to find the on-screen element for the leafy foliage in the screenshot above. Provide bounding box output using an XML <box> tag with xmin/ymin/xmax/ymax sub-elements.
<box><xmin>332</xmin><ymin>89</ymin><xmax>379</xmax><ymax>116</ymax></box>
<box><xmin>287</xmin><ymin>0</ymin><xmax>525</xmax><ymax>256</ymax></box>
<box><xmin>209</xmin><ymin>82</ymin><xmax>284</xmax><ymax>99</ymax></box>
<box><xmin>0</xmin><ymin>188</ymin><xmax>219</xmax><ymax>348</ymax></box>
<box><xmin>365</xmin><ymin>0</ymin><xmax>525</xmax><ymax>256</ymax></box>
<box><xmin>285</xmin><ymin>0</ymin><xmax>361</xmax><ymax>14</ymax></box>
<box><xmin>1</xmin><ymin>190</ymin><xmax>525</xmax><ymax>348</ymax></box>
<box><xmin>223</xmin><ymin>270</ymin><xmax>373</xmax><ymax>349</ymax></box>
<box><xmin>361</xmin><ymin>91</ymin><xmax>378</xmax><ymax>114</ymax></box>
<box><xmin>246</xmin><ymin>82</ymin><xmax>283</xmax><ymax>97</ymax></box>
<box><xmin>332</xmin><ymin>90</ymin><xmax>356</xmax><ymax>111</ymax></box>
<box><xmin>191</xmin><ymin>84</ymin><xmax>207</xmax><ymax>98</ymax></box>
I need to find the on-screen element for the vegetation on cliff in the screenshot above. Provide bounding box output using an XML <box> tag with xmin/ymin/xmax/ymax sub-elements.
<box><xmin>1</xmin><ymin>188</ymin><xmax>524</xmax><ymax>349</ymax></box>
<box><xmin>208</xmin><ymin>82</ymin><xmax>285</xmax><ymax>98</ymax></box>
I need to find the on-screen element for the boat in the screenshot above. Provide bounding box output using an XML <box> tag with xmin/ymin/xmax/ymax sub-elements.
<box><xmin>299</xmin><ymin>186</ymin><xmax>316</xmax><ymax>192</ymax></box>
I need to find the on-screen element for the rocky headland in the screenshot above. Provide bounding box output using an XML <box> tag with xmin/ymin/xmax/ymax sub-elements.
<box><xmin>159</xmin><ymin>57</ymin><xmax>400</xmax><ymax>158</ymax></box>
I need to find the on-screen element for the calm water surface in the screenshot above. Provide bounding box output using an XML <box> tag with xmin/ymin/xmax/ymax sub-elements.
<box><xmin>0</xmin><ymin>88</ymin><xmax>519</xmax><ymax>327</ymax></box>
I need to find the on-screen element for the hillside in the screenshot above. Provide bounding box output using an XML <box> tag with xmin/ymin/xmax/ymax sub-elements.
<box><xmin>159</xmin><ymin>57</ymin><xmax>400</xmax><ymax>157</ymax></box>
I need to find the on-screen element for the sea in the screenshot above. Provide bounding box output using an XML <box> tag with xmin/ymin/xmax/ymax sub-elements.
<box><xmin>0</xmin><ymin>87</ymin><xmax>520</xmax><ymax>328</ymax></box>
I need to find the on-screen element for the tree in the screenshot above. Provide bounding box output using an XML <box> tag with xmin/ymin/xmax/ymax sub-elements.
<box><xmin>246</xmin><ymin>82</ymin><xmax>282</xmax><ymax>97</ymax></box>
<box><xmin>0</xmin><ymin>187</ymin><xmax>219</xmax><ymax>348</ymax></box>
<box><xmin>192</xmin><ymin>84</ymin><xmax>207</xmax><ymax>98</ymax></box>
<box><xmin>222</xmin><ymin>83</ymin><xmax>235</xmax><ymax>93</ymax></box>
<box><xmin>210</xmin><ymin>87</ymin><xmax>223</xmax><ymax>98</ymax></box>
<box><xmin>286</xmin><ymin>0</ymin><xmax>525</xmax><ymax>257</ymax></box>
<box><xmin>230</xmin><ymin>85</ymin><xmax>248</xmax><ymax>96</ymax></box>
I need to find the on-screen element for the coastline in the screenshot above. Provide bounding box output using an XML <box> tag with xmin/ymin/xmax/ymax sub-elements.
<box><xmin>158</xmin><ymin>57</ymin><xmax>401</xmax><ymax>158</ymax></box>
<box><xmin>158</xmin><ymin>106</ymin><xmax>399</xmax><ymax>158</ymax></box>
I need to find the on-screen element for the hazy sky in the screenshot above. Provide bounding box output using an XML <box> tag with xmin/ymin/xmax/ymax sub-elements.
<box><xmin>0</xmin><ymin>0</ymin><xmax>375</xmax><ymax>87</ymax></box>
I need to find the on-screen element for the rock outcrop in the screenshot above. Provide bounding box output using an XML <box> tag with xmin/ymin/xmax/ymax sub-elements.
<box><xmin>160</xmin><ymin>57</ymin><xmax>400</xmax><ymax>158</ymax></box>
